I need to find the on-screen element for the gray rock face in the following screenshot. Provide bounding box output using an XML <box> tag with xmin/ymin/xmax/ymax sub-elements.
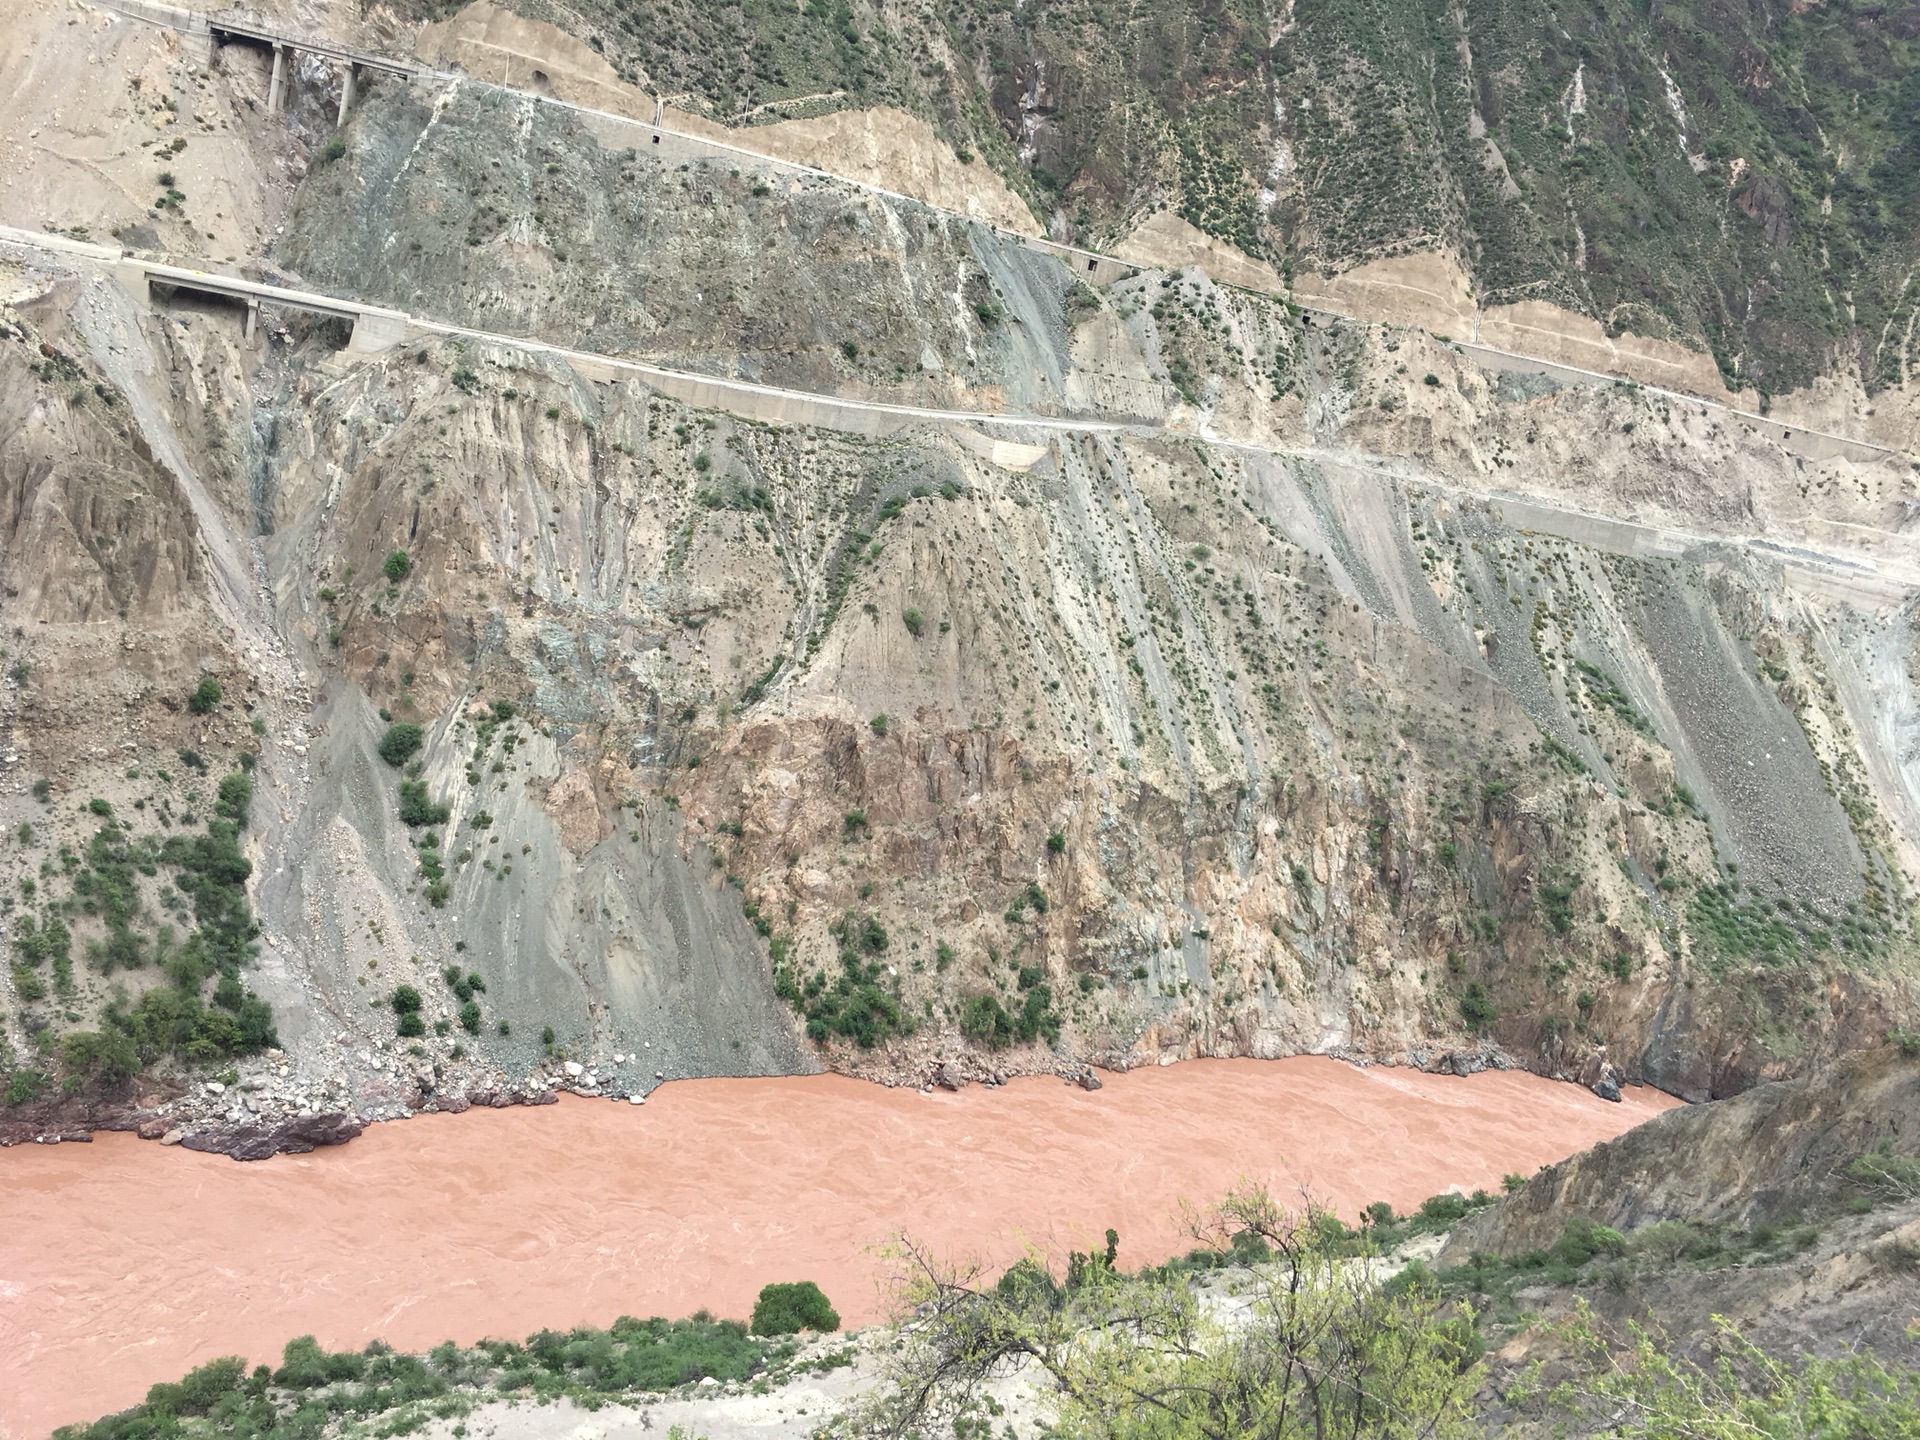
<box><xmin>1442</xmin><ymin>1045</ymin><xmax>1920</xmax><ymax>1257</ymax></box>
<box><xmin>178</xmin><ymin>1111</ymin><xmax>366</xmax><ymax>1162</ymax></box>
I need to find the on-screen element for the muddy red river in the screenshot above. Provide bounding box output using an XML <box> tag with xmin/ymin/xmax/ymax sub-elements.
<box><xmin>0</xmin><ymin>1059</ymin><xmax>1678</xmax><ymax>1438</ymax></box>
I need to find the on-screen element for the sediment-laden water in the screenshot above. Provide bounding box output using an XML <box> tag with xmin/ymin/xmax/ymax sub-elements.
<box><xmin>0</xmin><ymin>1058</ymin><xmax>1678</xmax><ymax>1438</ymax></box>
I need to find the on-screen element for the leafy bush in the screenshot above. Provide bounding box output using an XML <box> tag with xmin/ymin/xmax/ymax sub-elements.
<box><xmin>383</xmin><ymin>550</ymin><xmax>411</xmax><ymax>581</ymax></box>
<box><xmin>1551</xmin><ymin>1217</ymin><xmax>1628</xmax><ymax>1267</ymax></box>
<box><xmin>214</xmin><ymin>771</ymin><xmax>252</xmax><ymax>826</ymax></box>
<box><xmin>399</xmin><ymin>781</ymin><xmax>450</xmax><ymax>826</ymax></box>
<box><xmin>379</xmin><ymin>722</ymin><xmax>424</xmax><ymax>767</ymax></box>
<box><xmin>1460</xmin><ymin>981</ymin><xmax>1497</xmax><ymax>1032</ymax></box>
<box><xmin>188</xmin><ymin>676</ymin><xmax>223</xmax><ymax>713</ymax></box>
<box><xmin>750</xmin><ymin>1281</ymin><xmax>839</xmax><ymax>1336</ymax></box>
<box><xmin>1845</xmin><ymin>1146</ymin><xmax>1920</xmax><ymax>1202</ymax></box>
<box><xmin>959</xmin><ymin>985</ymin><xmax>1059</xmax><ymax>1049</ymax></box>
<box><xmin>901</xmin><ymin>608</ymin><xmax>924</xmax><ymax>637</ymax></box>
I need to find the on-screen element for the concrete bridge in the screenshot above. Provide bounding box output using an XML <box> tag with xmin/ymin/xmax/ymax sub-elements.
<box><xmin>111</xmin><ymin>256</ymin><xmax>412</xmax><ymax>350</ymax></box>
<box><xmin>1</xmin><ymin>226</ymin><xmax>410</xmax><ymax>352</ymax></box>
<box><xmin>99</xmin><ymin>0</ymin><xmax>420</xmax><ymax>123</ymax></box>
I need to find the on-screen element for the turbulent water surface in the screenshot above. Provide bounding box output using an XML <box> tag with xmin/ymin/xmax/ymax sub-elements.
<box><xmin>0</xmin><ymin>1058</ymin><xmax>1678</xmax><ymax>1437</ymax></box>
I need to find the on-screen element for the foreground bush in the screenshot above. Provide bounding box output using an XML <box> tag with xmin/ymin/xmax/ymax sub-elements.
<box><xmin>55</xmin><ymin>1314</ymin><xmax>847</xmax><ymax>1440</ymax></box>
<box><xmin>751</xmin><ymin>1281</ymin><xmax>839</xmax><ymax>1336</ymax></box>
<box><xmin>868</xmin><ymin>1185</ymin><xmax>1486</xmax><ymax>1440</ymax></box>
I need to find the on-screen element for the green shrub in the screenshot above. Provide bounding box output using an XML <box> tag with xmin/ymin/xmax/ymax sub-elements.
<box><xmin>1047</xmin><ymin>831</ymin><xmax>1066</xmax><ymax>854</ymax></box>
<box><xmin>750</xmin><ymin>1281</ymin><xmax>839</xmax><ymax>1336</ymax></box>
<box><xmin>188</xmin><ymin>676</ymin><xmax>223</xmax><ymax>713</ymax></box>
<box><xmin>459</xmin><ymin>1001</ymin><xmax>481</xmax><ymax>1035</ymax></box>
<box><xmin>320</xmin><ymin>136</ymin><xmax>346</xmax><ymax>163</ymax></box>
<box><xmin>1845</xmin><ymin>1146</ymin><xmax>1920</xmax><ymax>1202</ymax></box>
<box><xmin>869</xmin><ymin>713</ymin><xmax>889</xmax><ymax>737</ymax></box>
<box><xmin>901</xmin><ymin>608</ymin><xmax>924</xmax><ymax>637</ymax></box>
<box><xmin>379</xmin><ymin>722</ymin><xmax>425</xmax><ymax>767</ymax></box>
<box><xmin>383</xmin><ymin>550</ymin><xmax>411</xmax><ymax>581</ymax></box>
<box><xmin>399</xmin><ymin>781</ymin><xmax>450</xmax><ymax>826</ymax></box>
<box><xmin>1551</xmin><ymin>1218</ymin><xmax>1627</xmax><ymax>1267</ymax></box>
<box><xmin>215</xmin><ymin>771</ymin><xmax>252</xmax><ymax>825</ymax></box>
<box><xmin>1460</xmin><ymin>981</ymin><xmax>1497</xmax><ymax>1032</ymax></box>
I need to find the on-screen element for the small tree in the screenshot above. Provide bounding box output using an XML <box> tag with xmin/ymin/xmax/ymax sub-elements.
<box><xmin>865</xmin><ymin>1185</ymin><xmax>1482</xmax><ymax>1440</ymax></box>
<box><xmin>1521</xmin><ymin>1306</ymin><xmax>1920</xmax><ymax>1437</ymax></box>
<box><xmin>1460</xmin><ymin>981</ymin><xmax>1498</xmax><ymax>1032</ymax></box>
<box><xmin>383</xmin><ymin>550</ymin><xmax>411</xmax><ymax>582</ymax></box>
<box><xmin>391</xmin><ymin>985</ymin><xmax>424</xmax><ymax>1038</ymax></box>
<box><xmin>751</xmin><ymin>1281</ymin><xmax>840</xmax><ymax>1336</ymax></box>
<box><xmin>188</xmin><ymin>676</ymin><xmax>223</xmax><ymax>713</ymax></box>
<box><xmin>378</xmin><ymin>722</ymin><xmax>424</xmax><ymax>767</ymax></box>
<box><xmin>902</xmin><ymin>607</ymin><xmax>925</xmax><ymax>637</ymax></box>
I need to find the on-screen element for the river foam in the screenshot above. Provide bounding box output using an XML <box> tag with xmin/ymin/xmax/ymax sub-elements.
<box><xmin>0</xmin><ymin>1057</ymin><xmax>1678</xmax><ymax>1438</ymax></box>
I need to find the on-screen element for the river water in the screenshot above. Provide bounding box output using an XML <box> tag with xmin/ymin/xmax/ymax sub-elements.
<box><xmin>0</xmin><ymin>1058</ymin><xmax>1677</xmax><ymax>1438</ymax></box>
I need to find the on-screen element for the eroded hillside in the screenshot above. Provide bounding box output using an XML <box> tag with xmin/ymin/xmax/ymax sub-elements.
<box><xmin>1</xmin><ymin>9</ymin><xmax>1918</xmax><ymax>1150</ymax></box>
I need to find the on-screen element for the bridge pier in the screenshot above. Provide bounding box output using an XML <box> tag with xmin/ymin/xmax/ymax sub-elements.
<box><xmin>267</xmin><ymin>42</ymin><xmax>285</xmax><ymax>113</ymax></box>
<box><xmin>112</xmin><ymin>258</ymin><xmax>151</xmax><ymax>306</ymax></box>
<box><xmin>337</xmin><ymin>62</ymin><xmax>356</xmax><ymax>124</ymax></box>
<box><xmin>245</xmin><ymin>297</ymin><xmax>259</xmax><ymax>343</ymax></box>
<box><xmin>345</xmin><ymin>309</ymin><xmax>408</xmax><ymax>354</ymax></box>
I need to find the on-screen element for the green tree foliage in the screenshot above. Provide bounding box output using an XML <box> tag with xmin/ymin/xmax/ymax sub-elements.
<box><xmin>398</xmin><ymin>781</ymin><xmax>450</xmax><ymax>826</ymax></box>
<box><xmin>1459</xmin><ymin>981</ymin><xmax>1497</xmax><ymax>1032</ymax></box>
<box><xmin>383</xmin><ymin>550</ymin><xmax>411</xmax><ymax>582</ymax></box>
<box><xmin>773</xmin><ymin>912</ymin><xmax>913</xmax><ymax>1048</ymax></box>
<box><xmin>867</xmin><ymin>1185</ymin><xmax>1483</xmax><ymax>1440</ymax></box>
<box><xmin>1521</xmin><ymin>1307</ymin><xmax>1920</xmax><ymax>1437</ymax></box>
<box><xmin>392</xmin><ymin>985</ymin><xmax>425</xmax><ymax>1038</ymax></box>
<box><xmin>188</xmin><ymin>676</ymin><xmax>222</xmax><ymax>713</ymax></box>
<box><xmin>378</xmin><ymin>723</ymin><xmax>424</xmax><ymax>767</ymax></box>
<box><xmin>750</xmin><ymin>1281</ymin><xmax>840</xmax><ymax>1336</ymax></box>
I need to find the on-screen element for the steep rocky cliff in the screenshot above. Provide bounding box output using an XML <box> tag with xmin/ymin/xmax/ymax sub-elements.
<box><xmin>1</xmin><ymin>2</ymin><xmax>1918</xmax><ymax>1145</ymax></box>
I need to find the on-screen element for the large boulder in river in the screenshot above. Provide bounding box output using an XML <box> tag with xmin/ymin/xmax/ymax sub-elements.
<box><xmin>180</xmin><ymin>1111</ymin><xmax>366</xmax><ymax>1162</ymax></box>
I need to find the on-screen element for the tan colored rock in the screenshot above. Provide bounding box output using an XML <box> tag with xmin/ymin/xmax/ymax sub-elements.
<box><xmin>416</xmin><ymin>2</ymin><xmax>655</xmax><ymax>120</ymax></box>
<box><xmin>727</xmin><ymin>108</ymin><xmax>1038</xmax><ymax>236</ymax></box>
<box><xmin>1290</xmin><ymin>251</ymin><xmax>1478</xmax><ymax>335</ymax></box>
<box><xmin>541</xmin><ymin>768</ymin><xmax>611</xmax><ymax>855</ymax></box>
<box><xmin>1476</xmin><ymin>299</ymin><xmax>1736</xmax><ymax>398</ymax></box>
<box><xmin>1115</xmin><ymin>212</ymin><xmax>1283</xmax><ymax>294</ymax></box>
